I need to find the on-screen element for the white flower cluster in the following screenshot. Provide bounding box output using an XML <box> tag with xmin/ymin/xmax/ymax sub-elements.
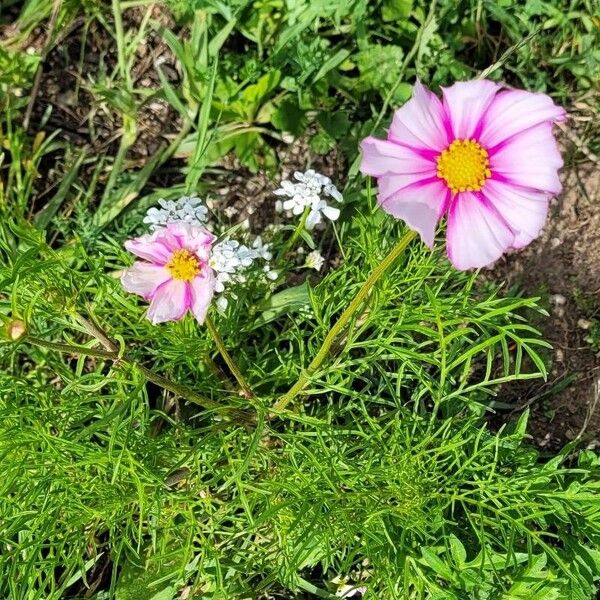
<box><xmin>208</xmin><ymin>236</ymin><xmax>277</xmax><ymax>310</ymax></box>
<box><xmin>274</xmin><ymin>169</ymin><xmax>343</xmax><ymax>230</ymax></box>
<box><xmin>144</xmin><ymin>196</ymin><xmax>209</xmax><ymax>230</ymax></box>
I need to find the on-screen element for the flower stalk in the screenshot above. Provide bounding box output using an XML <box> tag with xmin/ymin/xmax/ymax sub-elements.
<box><xmin>272</xmin><ymin>228</ymin><xmax>417</xmax><ymax>413</ymax></box>
<box><xmin>205</xmin><ymin>315</ymin><xmax>254</xmax><ymax>399</ymax></box>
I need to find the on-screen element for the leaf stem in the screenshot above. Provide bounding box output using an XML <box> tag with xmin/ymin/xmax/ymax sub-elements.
<box><xmin>23</xmin><ymin>334</ymin><xmax>254</xmax><ymax>426</ymax></box>
<box><xmin>26</xmin><ymin>336</ymin><xmax>116</xmax><ymax>359</ymax></box>
<box><xmin>272</xmin><ymin>229</ymin><xmax>417</xmax><ymax>413</ymax></box>
<box><xmin>205</xmin><ymin>315</ymin><xmax>254</xmax><ymax>399</ymax></box>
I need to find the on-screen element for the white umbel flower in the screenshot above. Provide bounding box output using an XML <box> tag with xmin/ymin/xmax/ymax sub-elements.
<box><xmin>208</xmin><ymin>236</ymin><xmax>274</xmax><ymax>305</ymax></box>
<box><xmin>210</xmin><ymin>239</ymin><xmax>255</xmax><ymax>292</ymax></box>
<box><xmin>305</xmin><ymin>250</ymin><xmax>325</xmax><ymax>271</ymax></box>
<box><xmin>274</xmin><ymin>169</ymin><xmax>343</xmax><ymax>229</ymax></box>
<box><xmin>293</xmin><ymin>169</ymin><xmax>326</xmax><ymax>186</ymax></box>
<box><xmin>144</xmin><ymin>196</ymin><xmax>209</xmax><ymax>230</ymax></box>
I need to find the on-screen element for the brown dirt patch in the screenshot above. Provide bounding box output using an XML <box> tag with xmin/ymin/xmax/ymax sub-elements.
<box><xmin>4</xmin><ymin>6</ymin><xmax>182</xmax><ymax>159</ymax></box>
<box><xmin>491</xmin><ymin>117</ymin><xmax>600</xmax><ymax>451</ymax></box>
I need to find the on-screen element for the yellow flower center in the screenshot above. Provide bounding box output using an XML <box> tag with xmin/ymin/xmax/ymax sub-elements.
<box><xmin>166</xmin><ymin>249</ymin><xmax>201</xmax><ymax>281</ymax></box>
<box><xmin>436</xmin><ymin>139</ymin><xmax>491</xmax><ymax>193</ymax></box>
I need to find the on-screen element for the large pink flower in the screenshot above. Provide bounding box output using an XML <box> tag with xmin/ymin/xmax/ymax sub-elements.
<box><xmin>360</xmin><ymin>80</ymin><xmax>566</xmax><ymax>270</ymax></box>
<box><xmin>121</xmin><ymin>223</ymin><xmax>216</xmax><ymax>324</ymax></box>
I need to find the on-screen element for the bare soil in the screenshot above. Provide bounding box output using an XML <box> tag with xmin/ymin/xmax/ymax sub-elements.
<box><xmin>491</xmin><ymin>124</ymin><xmax>600</xmax><ymax>451</ymax></box>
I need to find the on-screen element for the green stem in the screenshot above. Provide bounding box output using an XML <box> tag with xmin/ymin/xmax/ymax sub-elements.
<box><xmin>24</xmin><ymin>335</ymin><xmax>254</xmax><ymax>425</ymax></box>
<box><xmin>205</xmin><ymin>315</ymin><xmax>254</xmax><ymax>399</ymax></box>
<box><xmin>272</xmin><ymin>229</ymin><xmax>417</xmax><ymax>413</ymax></box>
<box><xmin>280</xmin><ymin>207</ymin><xmax>309</xmax><ymax>259</ymax></box>
<box><xmin>133</xmin><ymin>363</ymin><xmax>253</xmax><ymax>425</ymax></box>
<box><xmin>26</xmin><ymin>336</ymin><xmax>116</xmax><ymax>359</ymax></box>
<box><xmin>100</xmin><ymin>128</ymin><xmax>132</xmax><ymax>206</ymax></box>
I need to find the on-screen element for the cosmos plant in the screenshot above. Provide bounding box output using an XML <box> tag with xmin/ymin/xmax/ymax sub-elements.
<box><xmin>275</xmin><ymin>79</ymin><xmax>565</xmax><ymax>412</ymax></box>
<box><xmin>118</xmin><ymin>79</ymin><xmax>565</xmax><ymax>417</ymax></box>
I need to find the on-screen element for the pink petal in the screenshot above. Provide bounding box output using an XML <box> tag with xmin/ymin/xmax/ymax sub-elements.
<box><xmin>379</xmin><ymin>178</ymin><xmax>449</xmax><ymax>248</ymax></box>
<box><xmin>479</xmin><ymin>89</ymin><xmax>566</xmax><ymax>148</ymax></box>
<box><xmin>377</xmin><ymin>170</ymin><xmax>440</xmax><ymax>201</ymax></box>
<box><xmin>481</xmin><ymin>179</ymin><xmax>549</xmax><ymax>248</ymax></box>
<box><xmin>446</xmin><ymin>192</ymin><xmax>514</xmax><ymax>270</ymax></box>
<box><xmin>124</xmin><ymin>231</ymin><xmax>174</xmax><ymax>265</ymax></box>
<box><xmin>166</xmin><ymin>222</ymin><xmax>216</xmax><ymax>260</ymax></box>
<box><xmin>389</xmin><ymin>80</ymin><xmax>450</xmax><ymax>151</ymax></box>
<box><xmin>190</xmin><ymin>270</ymin><xmax>216</xmax><ymax>324</ymax></box>
<box><xmin>146</xmin><ymin>279</ymin><xmax>190</xmax><ymax>324</ymax></box>
<box><xmin>121</xmin><ymin>262</ymin><xmax>171</xmax><ymax>299</ymax></box>
<box><xmin>360</xmin><ymin>137</ymin><xmax>437</xmax><ymax>177</ymax></box>
<box><xmin>441</xmin><ymin>80</ymin><xmax>500</xmax><ymax>139</ymax></box>
<box><xmin>489</xmin><ymin>123</ymin><xmax>563</xmax><ymax>194</ymax></box>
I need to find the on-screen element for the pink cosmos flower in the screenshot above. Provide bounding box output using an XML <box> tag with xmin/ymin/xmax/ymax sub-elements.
<box><xmin>360</xmin><ymin>80</ymin><xmax>566</xmax><ymax>270</ymax></box>
<box><xmin>121</xmin><ymin>222</ymin><xmax>216</xmax><ymax>324</ymax></box>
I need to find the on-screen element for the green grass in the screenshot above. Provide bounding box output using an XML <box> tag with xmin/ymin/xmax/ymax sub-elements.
<box><xmin>0</xmin><ymin>0</ymin><xmax>599</xmax><ymax>598</ymax></box>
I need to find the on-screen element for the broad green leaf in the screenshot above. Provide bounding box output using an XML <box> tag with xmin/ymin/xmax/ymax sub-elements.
<box><xmin>420</xmin><ymin>547</ymin><xmax>456</xmax><ymax>582</ymax></box>
<box><xmin>256</xmin><ymin>282</ymin><xmax>311</xmax><ymax>326</ymax></box>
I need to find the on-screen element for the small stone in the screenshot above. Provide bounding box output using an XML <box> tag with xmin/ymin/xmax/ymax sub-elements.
<box><xmin>550</xmin><ymin>294</ymin><xmax>566</xmax><ymax>306</ymax></box>
<box><xmin>578</xmin><ymin>318</ymin><xmax>592</xmax><ymax>330</ymax></box>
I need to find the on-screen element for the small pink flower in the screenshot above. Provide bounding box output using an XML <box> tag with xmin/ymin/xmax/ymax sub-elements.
<box><xmin>121</xmin><ymin>223</ymin><xmax>216</xmax><ymax>324</ymax></box>
<box><xmin>360</xmin><ymin>80</ymin><xmax>566</xmax><ymax>270</ymax></box>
